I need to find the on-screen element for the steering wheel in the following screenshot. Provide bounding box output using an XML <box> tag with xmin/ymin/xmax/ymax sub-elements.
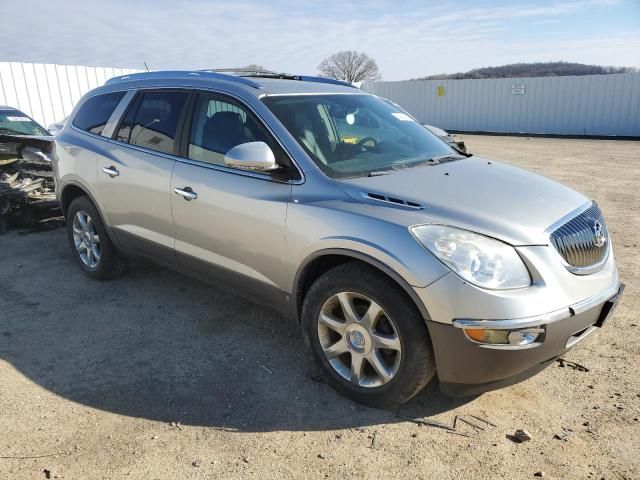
<box><xmin>355</xmin><ymin>136</ymin><xmax>378</xmax><ymax>152</ymax></box>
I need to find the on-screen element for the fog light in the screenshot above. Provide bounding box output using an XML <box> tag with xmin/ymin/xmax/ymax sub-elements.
<box><xmin>464</xmin><ymin>327</ymin><xmax>543</xmax><ymax>346</ymax></box>
<box><xmin>507</xmin><ymin>329</ymin><xmax>542</xmax><ymax>346</ymax></box>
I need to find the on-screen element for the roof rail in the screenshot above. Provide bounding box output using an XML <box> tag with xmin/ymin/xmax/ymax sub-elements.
<box><xmin>298</xmin><ymin>75</ymin><xmax>355</xmax><ymax>88</ymax></box>
<box><xmin>200</xmin><ymin>69</ymin><xmax>356</xmax><ymax>88</ymax></box>
<box><xmin>105</xmin><ymin>70</ymin><xmax>261</xmax><ymax>88</ymax></box>
<box><xmin>201</xmin><ymin>68</ymin><xmax>301</xmax><ymax>80</ymax></box>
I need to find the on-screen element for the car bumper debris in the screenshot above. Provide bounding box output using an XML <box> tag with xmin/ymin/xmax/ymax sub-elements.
<box><xmin>0</xmin><ymin>134</ymin><xmax>58</xmax><ymax>233</ymax></box>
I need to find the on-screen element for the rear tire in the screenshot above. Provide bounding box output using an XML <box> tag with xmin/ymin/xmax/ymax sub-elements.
<box><xmin>66</xmin><ymin>196</ymin><xmax>127</xmax><ymax>280</ymax></box>
<box><xmin>301</xmin><ymin>262</ymin><xmax>435</xmax><ymax>408</ymax></box>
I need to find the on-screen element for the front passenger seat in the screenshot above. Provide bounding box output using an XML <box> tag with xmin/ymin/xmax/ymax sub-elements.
<box><xmin>202</xmin><ymin>111</ymin><xmax>244</xmax><ymax>154</ymax></box>
<box><xmin>292</xmin><ymin>111</ymin><xmax>329</xmax><ymax>165</ymax></box>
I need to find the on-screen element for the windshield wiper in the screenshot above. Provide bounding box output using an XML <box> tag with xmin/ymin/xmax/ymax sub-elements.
<box><xmin>360</xmin><ymin>154</ymin><xmax>464</xmax><ymax>178</ymax></box>
<box><xmin>430</xmin><ymin>154</ymin><xmax>465</xmax><ymax>164</ymax></box>
<box><xmin>409</xmin><ymin>154</ymin><xmax>465</xmax><ymax>168</ymax></box>
<box><xmin>368</xmin><ymin>170</ymin><xmax>393</xmax><ymax>176</ymax></box>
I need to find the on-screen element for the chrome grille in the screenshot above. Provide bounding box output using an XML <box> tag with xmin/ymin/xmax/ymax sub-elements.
<box><xmin>549</xmin><ymin>202</ymin><xmax>609</xmax><ymax>273</ymax></box>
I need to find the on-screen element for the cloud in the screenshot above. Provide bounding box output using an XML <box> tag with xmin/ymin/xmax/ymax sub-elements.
<box><xmin>0</xmin><ymin>0</ymin><xmax>638</xmax><ymax>80</ymax></box>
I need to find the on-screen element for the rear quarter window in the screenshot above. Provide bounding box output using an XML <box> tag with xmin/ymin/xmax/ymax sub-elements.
<box><xmin>73</xmin><ymin>91</ymin><xmax>126</xmax><ymax>135</ymax></box>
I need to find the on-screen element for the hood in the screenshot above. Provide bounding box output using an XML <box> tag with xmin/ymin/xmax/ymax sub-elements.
<box><xmin>0</xmin><ymin>133</ymin><xmax>53</xmax><ymax>156</ymax></box>
<box><xmin>336</xmin><ymin>156</ymin><xmax>589</xmax><ymax>245</ymax></box>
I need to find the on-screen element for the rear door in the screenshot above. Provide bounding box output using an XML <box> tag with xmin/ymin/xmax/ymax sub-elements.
<box><xmin>170</xmin><ymin>92</ymin><xmax>294</xmax><ymax>304</ymax></box>
<box><xmin>97</xmin><ymin>90</ymin><xmax>190</xmax><ymax>264</ymax></box>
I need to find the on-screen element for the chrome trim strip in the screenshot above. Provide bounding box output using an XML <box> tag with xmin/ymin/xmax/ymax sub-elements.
<box><xmin>570</xmin><ymin>278</ymin><xmax>620</xmax><ymax>315</ymax></box>
<box><xmin>471</xmin><ymin>341</ymin><xmax>544</xmax><ymax>351</ymax></box>
<box><xmin>70</xmin><ymin>125</ymin><xmax>301</xmax><ymax>185</ymax></box>
<box><xmin>70</xmin><ymin>124</ymin><xmax>109</xmax><ymax>142</ymax></box>
<box><xmin>453</xmin><ymin>282</ymin><xmax>621</xmax><ymax>330</ymax></box>
<box><xmin>544</xmin><ymin>201</ymin><xmax>593</xmax><ymax>234</ymax></box>
<box><xmin>262</xmin><ymin>92</ymin><xmax>370</xmax><ymax>97</ymax></box>
<box><xmin>453</xmin><ymin>308</ymin><xmax>569</xmax><ymax>330</ymax></box>
<box><xmin>565</xmin><ymin>325</ymin><xmax>598</xmax><ymax>349</ymax></box>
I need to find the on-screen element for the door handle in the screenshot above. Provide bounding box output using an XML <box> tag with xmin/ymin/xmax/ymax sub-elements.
<box><xmin>174</xmin><ymin>187</ymin><xmax>198</xmax><ymax>201</ymax></box>
<box><xmin>102</xmin><ymin>166</ymin><xmax>120</xmax><ymax>178</ymax></box>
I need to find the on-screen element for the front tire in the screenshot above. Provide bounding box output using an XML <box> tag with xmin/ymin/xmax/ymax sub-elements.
<box><xmin>66</xmin><ymin>196</ymin><xmax>127</xmax><ymax>280</ymax></box>
<box><xmin>301</xmin><ymin>262</ymin><xmax>436</xmax><ymax>408</ymax></box>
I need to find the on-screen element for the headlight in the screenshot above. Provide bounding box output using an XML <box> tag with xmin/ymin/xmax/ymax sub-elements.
<box><xmin>410</xmin><ymin>225</ymin><xmax>531</xmax><ymax>290</ymax></box>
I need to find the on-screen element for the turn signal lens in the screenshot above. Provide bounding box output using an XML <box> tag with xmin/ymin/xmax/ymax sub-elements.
<box><xmin>465</xmin><ymin>328</ymin><xmax>510</xmax><ymax>344</ymax></box>
<box><xmin>464</xmin><ymin>328</ymin><xmax>542</xmax><ymax>346</ymax></box>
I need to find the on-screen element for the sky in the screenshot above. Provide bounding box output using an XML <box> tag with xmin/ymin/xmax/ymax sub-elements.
<box><xmin>2</xmin><ymin>0</ymin><xmax>639</xmax><ymax>80</ymax></box>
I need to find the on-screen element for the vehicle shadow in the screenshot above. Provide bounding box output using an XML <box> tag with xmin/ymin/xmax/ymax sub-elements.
<box><xmin>0</xmin><ymin>230</ymin><xmax>474</xmax><ymax>433</ymax></box>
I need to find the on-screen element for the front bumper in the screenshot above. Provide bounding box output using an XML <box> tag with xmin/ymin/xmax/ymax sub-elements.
<box><xmin>427</xmin><ymin>283</ymin><xmax>624</xmax><ymax>397</ymax></box>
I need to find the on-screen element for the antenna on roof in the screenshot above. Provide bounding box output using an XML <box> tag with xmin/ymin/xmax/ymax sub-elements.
<box><xmin>143</xmin><ymin>62</ymin><xmax>150</xmax><ymax>72</ymax></box>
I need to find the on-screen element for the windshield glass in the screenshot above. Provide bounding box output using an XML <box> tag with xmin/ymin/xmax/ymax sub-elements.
<box><xmin>0</xmin><ymin>110</ymin><xmax>48</xmax><ymax>136</ymax></box>
<box><xmin>262</xmin><ymin>94</ymin><xmax>458</xmax><ymax>178</ymax></box>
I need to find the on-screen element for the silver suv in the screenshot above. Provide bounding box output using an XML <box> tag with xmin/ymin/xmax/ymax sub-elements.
<box><xmin>53</xmin><ymin>70</ymin><xmax>623</xmax><ymax>407</ymax></box>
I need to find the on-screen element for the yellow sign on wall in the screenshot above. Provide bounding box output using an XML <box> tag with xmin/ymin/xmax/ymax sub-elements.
<box><xmin>437</xmin><ymin>85</ymin><xmax>445</xmax><ymax>97</ymax></box>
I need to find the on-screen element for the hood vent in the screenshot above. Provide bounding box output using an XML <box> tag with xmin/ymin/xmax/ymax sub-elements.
<box><xmin>362</xmin><ymin>192</ymin><xmax>423</xmax><ymax>209</ymax></box>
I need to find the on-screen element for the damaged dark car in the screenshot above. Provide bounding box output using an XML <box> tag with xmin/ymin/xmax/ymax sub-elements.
<box><xmin>0</xmin><ymin>106</ymin><xmax>57</xmax><ymax>232</ymax></box>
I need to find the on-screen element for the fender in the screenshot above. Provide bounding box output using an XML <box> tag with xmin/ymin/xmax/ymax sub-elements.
<box><xmin>292</xmin><ymin>247</ymin><xmax>434</xmax><ymax>322</ymax></box>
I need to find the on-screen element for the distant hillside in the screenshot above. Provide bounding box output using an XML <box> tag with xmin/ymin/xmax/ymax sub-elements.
<box><xmin>420</xmin><ymin>62</ymin><xmax>637</xmax><ymax>80</ymax></box>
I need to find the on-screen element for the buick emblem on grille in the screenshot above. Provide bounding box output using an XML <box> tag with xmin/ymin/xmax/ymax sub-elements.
<box><xmin>549</xmin><ymin>202</ymin><xmax>608</xmax><ymax>271</ymax></box>
<box><xmin>593</xmin><ymin>220</ymin><xmax>606</xmax><ymax>247</ymax></box>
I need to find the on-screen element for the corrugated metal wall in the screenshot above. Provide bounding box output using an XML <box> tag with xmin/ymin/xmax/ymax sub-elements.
<box><xmin>0</xmin><ymin>62</ymin><xmax>142</xmax><ymax>128</ymax></box>
<box><xmin>2</xmin><ymin>63</ymin><xmax>638</xmax><ymax>136</ymax></box>
<box><xmin>364</xmin><ymin>73</ymin><xmax>640</xmax><ymax>136</ymax></box>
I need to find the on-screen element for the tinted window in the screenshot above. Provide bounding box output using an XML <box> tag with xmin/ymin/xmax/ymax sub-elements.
<box><xmin>188</xmin><ymin>94</ymin><xmax>276</xmax><ymax>168</ymax></box>
<box><xmin>73</xmin><ymin>91</ymin><xmax>125</xmax><ymax>135</ymax></box>
<box><xmin>126</xmin><ymin>91</ymin><xmax>188</xmax><ymax>154</ymax></box>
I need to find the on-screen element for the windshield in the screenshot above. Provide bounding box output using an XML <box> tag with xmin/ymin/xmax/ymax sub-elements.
<box><xmin>0</xmin><ymin>110</ymin><xmax>48</xmax><ymax>136</ymax></box>
<box><xmin>262</xmin><ymin>94</ymin><xmax>458</xmax><ymax>178</ymax></box>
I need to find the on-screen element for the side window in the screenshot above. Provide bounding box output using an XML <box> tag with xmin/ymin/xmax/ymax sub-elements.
<box><xmin>188</xmin><ymin>94</ymin><xmax>276</xmax><ymax>168</ymax></box>
<box><xmin>123</xmin><ymin>91</ymin><xmax>188</xmax><ymax>154</ymax></box>
<box><xmin>73</xmin><ymin>91</ymin><xmax>125</xmax><ymax>135</ymax></box>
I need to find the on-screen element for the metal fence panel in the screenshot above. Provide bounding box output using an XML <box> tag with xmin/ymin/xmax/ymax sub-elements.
<box><xmin>2</xmin><ymin>63</ymin><xmax>639</xmax><ymax>137</ymax></box>
<box><xmin>0</xmin><ymin>62</ymin><xmax>141</xmax><ymax>128</ymax></box>
<box><xmin>364</xmin><ymin>73</ymin><xmax>640</xmax><ymax>136</ymax></box>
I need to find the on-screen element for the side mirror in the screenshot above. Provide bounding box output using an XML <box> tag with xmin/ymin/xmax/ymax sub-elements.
<box><xmin>224</xmin><ymin>141</ymin><xmax>279</xmax><ymax>172</ymax></box>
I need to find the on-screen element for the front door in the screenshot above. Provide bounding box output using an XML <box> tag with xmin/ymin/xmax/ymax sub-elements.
<box><xmin>170</xmin><ymin>92</ymin><xmax>293</xmax><ymax>305</ymax></box>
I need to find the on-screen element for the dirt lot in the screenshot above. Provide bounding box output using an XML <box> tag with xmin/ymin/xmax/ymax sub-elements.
<box><xmin>1</xmin><ymin>135</ymin><xmax>639</xmax><ymax>480</ymax></box>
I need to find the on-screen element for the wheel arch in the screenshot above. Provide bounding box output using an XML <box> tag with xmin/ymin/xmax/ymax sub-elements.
<box><xmin>60</xmin><ymin>182</ymin><xmax>91</xmax><ymax>217</ymax></box>
<box><xmin>292</xmin><ymin>249</ymin><xmax>432</xmax><ymax>323</ymax></box>
<box><xmin>59</xmin><ymin>181</ymin><xmax>123</xmax><ymax>250</ymax></box>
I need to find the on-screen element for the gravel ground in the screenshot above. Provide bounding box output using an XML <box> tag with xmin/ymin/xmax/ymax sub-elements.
<box><xmin>0</xmin><ymin>135</ymin><xmax>638</xmax><ymax>480</ymax></box>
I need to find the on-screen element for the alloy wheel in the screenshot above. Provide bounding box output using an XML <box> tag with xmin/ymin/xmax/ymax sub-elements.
<box><xmin>72</xmin><ymin>210</ymin><xmax>101</xmax><ymax>268</ymax></box>
<box><xmin>317</xmin><ymin>291</ymin><xmax>402</xmax><ymax>388</ymax></box>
